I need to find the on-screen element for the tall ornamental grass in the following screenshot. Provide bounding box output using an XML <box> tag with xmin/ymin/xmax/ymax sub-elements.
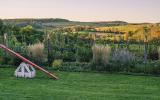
<box><xmin>92</xmin><ymin>44</ymin><xmax>111</xmax><ymax>70</ymax></box>
<box><xmin>28</xmin><ymin>42</ymin><xmax>47</xmax><ymax>64</ymax></box>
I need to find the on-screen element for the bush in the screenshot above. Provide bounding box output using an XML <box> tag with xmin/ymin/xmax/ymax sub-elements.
<box><xmin>148</xmin><ymin>49</ymin><xmax>159</xmax><ymax>60</ymax></box>
<box><xmin>0</xmin><ymin>56</ymin><xmax>4</xmax><ymax>65</ymax></box>
<box><xmin>111</xmin><ymin>49</ymin><xmax>135</xmax><ymax>72</ymax></box>
<box><xmin>91</xmin><ymin>44</ymin><xmax>111</xmax><ymax>71</ymax></box>
<box><xmin>27</xmin><ymin>42</ymin><xmax>47</xmax><ymax>64</ymax></box>
<box><xmin>133</xmin><ymin>61</ymin><xmax>160</xmax><ymax>75</ymax></box>
<box><xmin>77</xmin><ymin>46</ymin><xmax>92</xmax><ymax>62</ymax></box>
<box><xmin>62</xmin><ymin>51</ymin><xmax>76</xmax><ymax>62</ymax></box>
<box><xmin>60</xmin><ymin>62</ymin><xmax>90</xmax><ymax>72</ymax></box>
<box><xmin>52</xmin><ymin>59</ymin><xmax>63</xmax><ymax>70</ymax></box>
<box><xmin>0</xmin><ymin>57</ymin><xmax>12</xmax><ymax>65</ymax></box>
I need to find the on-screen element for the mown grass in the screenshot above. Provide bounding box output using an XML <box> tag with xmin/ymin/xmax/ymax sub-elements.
<box><xmin>0</xmin><ymin>67</ymin><xmax>160</xmax><ymax>100</ymax></box>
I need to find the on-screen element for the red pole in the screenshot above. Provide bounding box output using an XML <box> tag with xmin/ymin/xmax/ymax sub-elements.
<box><xmin>0</xmin><ymin>44</ymin><xmax>58</xmax><ymax>80</ymax></box>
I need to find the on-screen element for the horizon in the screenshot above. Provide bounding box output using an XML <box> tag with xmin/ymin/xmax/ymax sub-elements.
<box><xmin>0</xmin><ymin>0</ymin><xmax>160</xmax><ymax>23</ymax></box>
<box><xmin>2</xmin><ymin>17</ymin><xmax>159</xmax><ymax>23</ymax></box>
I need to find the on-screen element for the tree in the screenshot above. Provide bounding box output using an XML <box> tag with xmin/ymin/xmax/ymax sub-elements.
<box><xmin>19</xmin><ymin>25</ymin><xmax>33</xmax><ymax>43</ymax></box>
<box><xmin>0</xmin><ymin>19</ymin><xmax>4</xmax><ymax>35</ymax></box>
<box><xmin>20</xmin><ymin>25</ymin><xmax>33</xmax><ymax>33</ymax></box>
<box><xmin>19</xmin><ymin>25</ymin><xmax>44</xmax><ymax>44</ymax></box>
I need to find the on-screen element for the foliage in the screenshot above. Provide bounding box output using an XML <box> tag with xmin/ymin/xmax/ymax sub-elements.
<box><xmin>91</xmin><ymin>44</ymin><xmax>111</xmax><ymax>71</ymax></box>
<box><xmin>47</xmin><ymin>32</ymin><xmax>92</xmax><ymax>63</ymax></box>
<box><xmin>133</xmin><ymin>61</ymin><xmax>160</xmax><ymax>74</ymax></box>
<box><xmin>95</xmin><ymin>24</ymin><xmax>160</xmax><ymax>43</ymax></box>
<box><xmin>0</xmin><ymin>56</ymin><xmax>4</xmax><ymax>65</ymax></box>
<box><xmin>0</xmin><ymin>54</ymin><xmax>13</xmax><ymax>66</ymax></box>
<box><xmin>52</xmin><ymin>59</ymin><xmax>63</xmax><ymax>69</ymax></box>
<box><xmin>77</xmin><ymin>45</ymin><xmax>92</xmax><ymax>62</ymax></box>
<box><xmin>60</xmin><ymin>62</ymin><xmax>90</xmax><ymax>72</ymax></box>
<box><xmin>62</xmin><ymin>51</ymin><xmax>76</xmax><ymax>62</ymax></box>
<box><xmin>148</xmin><ymin>48</ymin><xmax>159</xmax><ymax>60</ymax></box>
<box><xmin>0</xmin><ymin>19</ymin><xmax>3</xmax><ymax>35</ymax></box>
<box><xmin>111</xmin><ymin>49</ymin><xmax>135</xmax><ymax>71</ymax></box>
<box><xmin>17</xmin><ymin>25</ymin><xmax>44</xmax><ymax>44</ymax></box>
<box><xmin>0</xmin><ymin>19</ymin><xmax>12</xmax><ymax>35</ymax></box>
<box><xmin>1</xmin><ymin>19</ymin><xmax>160</xmax><ymax>75</ymax></box>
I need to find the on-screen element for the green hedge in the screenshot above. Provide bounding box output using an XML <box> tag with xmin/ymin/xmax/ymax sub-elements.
<box><xmin>59</xmin><ymin>62</ymin><xmax>90</xmax><ymax>72</ymax></box>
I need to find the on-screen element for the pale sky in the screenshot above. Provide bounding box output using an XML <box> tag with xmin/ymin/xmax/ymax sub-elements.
<box><xmin>0</xmin><ymin>0</ymin><xmax>160</xmax><ymax>23</ymax></box>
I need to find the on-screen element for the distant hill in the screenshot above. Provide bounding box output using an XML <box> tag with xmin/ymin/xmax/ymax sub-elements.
<box><xmin>89</xmin><ymin>21</ymin><xmax>128</xmax><ymax>26</ymax></box>
<box><xmin>2</xmin><ymin>18</ymin><xmax>128</xmax><ymax>28</ymax></box>
<box><xmin>4</xmin><ymin>18</ymin><xmax>70</xmax><ymax>23</ymax></box>
<box><xmin>3</xmin><ymin>18</ymin><xmax>70</xmax><ymax>28</ymax></box>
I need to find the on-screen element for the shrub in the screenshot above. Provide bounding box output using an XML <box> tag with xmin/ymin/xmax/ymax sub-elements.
<box><xmin>77</xmin><ymin>46</ymin><xmax>92</xmax><ymax>62</ymax></box>
<box><xmin>60</xmin><ymin>62</ymin><xmax>90</xmax><ymax>72</ymax></box>
<box><xmin>148</xmin><ymin>49</ymin><xmax>159</xmax><ymax>60</ymax></box>
<box><xmin>52</xmin><ymin>59</ymin><xmax>63</xmax><ymax>69</ymax></box>
<box><xmin>133</xmin><ymin>61</ymin><xmax>160</xmax><ymax>75</ymax></box>
<box><xmin>0</xmin><ymin>54</ymin><xmax>14</xmax><ymax>65</ymax></box>
<box><xmin>62</xmin><ymin>51</ymin><xmax>76</xmax><ymax>62</ymax></box>
<box><xmin>91</xmin><ymin>44</ymin><xmax>111</xmax><ymax>71</ymax></box>
<box><xmin>111</xmin><ymin>49</ymin><xmax>135</xmax><ymax>72</ymax></box>
<box><xmin>27</xmin><ymin>42</ymin><xmax>47</xmax><ymax>64</ymax></box>
<box><xmin>0</xmin><ymin>56</ymin><xmax>4</xmax><ymax>65</ymax></box>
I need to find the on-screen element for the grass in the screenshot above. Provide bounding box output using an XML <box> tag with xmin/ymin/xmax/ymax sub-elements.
<box><xmin>0</xmin><ymin>68</ymin><xmax>160</xmax><ymax>100</ymax></box>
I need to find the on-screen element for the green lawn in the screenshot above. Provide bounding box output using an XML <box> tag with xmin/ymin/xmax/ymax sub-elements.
<box><xmin>0</xmin><ymin>68</ymin><xmax>160</xmax><ymax>100</ymax></box>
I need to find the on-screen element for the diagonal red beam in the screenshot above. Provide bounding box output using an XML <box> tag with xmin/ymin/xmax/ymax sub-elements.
<box><xmin>0</xmin><ymin>44</ymin><xmax>58</xmax><ymax>80</ymax></box>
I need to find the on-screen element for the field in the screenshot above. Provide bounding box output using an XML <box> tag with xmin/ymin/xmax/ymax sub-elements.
<box><xmin>0</xmin><ymin>68</ymin><xmax>160</xmax><ymax>100</ymax></box>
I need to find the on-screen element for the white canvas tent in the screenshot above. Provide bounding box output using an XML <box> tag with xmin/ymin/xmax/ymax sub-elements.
<box><xmin>15</xmin><ymin>62</ymin><xmax>36</xmax><ymax>78</ymax></box>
